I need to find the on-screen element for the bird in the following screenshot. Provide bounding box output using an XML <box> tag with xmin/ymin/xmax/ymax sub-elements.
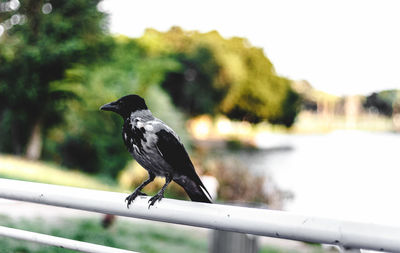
<box><xmin>100</xmin><ymin>94</ymin><xmax>212</xmax><ymax>208</ymax></box>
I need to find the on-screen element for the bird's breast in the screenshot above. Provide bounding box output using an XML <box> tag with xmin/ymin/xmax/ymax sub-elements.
<box><xmin>124</xmin><ymin>121</ymin><xmax>173</xmax><ymax>177</ymax></box>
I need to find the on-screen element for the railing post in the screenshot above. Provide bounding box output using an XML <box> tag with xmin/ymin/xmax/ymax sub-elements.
<box><xmin>340</xmin><ymin>246</ymin><xmax>361</xmax><ymax>253</ymax></box>
<box><xmin>210</xmin><ymin>230</ymin><xmax>258</xmax><ymax>253</ymax></box>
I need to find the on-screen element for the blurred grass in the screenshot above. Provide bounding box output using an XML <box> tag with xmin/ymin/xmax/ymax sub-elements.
<box><xmin>0</xmin><ymin>155</ymin><xmax>124</xmax><ymax>192</ymax></box>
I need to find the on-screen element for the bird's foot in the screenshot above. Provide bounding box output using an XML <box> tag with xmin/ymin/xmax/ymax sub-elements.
<box><xmin>148</xmin><ymin>192</ymin><xmax>164</xmax><ymax>209</ymax></box>
<box><xmin>125</xmin><ymin>191</ymin><xmax>147</xmax><ymax>208</ymax></box>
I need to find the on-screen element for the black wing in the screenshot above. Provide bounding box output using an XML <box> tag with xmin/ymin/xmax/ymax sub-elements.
<box><xmin>155</xmin><ymin>129</ymin><xmax>211</xmax><ymax>201</ymax></box>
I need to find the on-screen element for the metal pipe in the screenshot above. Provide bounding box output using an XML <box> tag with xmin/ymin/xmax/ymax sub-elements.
<box><xmin>0</xmin><ymin>225</ymin><xmax>137</xmax><ymax>253</ymax></box>
<box><xmin>0</xmin><ymin>178</ymin><xmax>399</xmax><ymax>252</ymax></box>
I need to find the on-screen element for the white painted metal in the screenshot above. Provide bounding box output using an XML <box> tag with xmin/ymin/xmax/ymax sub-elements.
<box><xmin>0</xmin><ymin>225</ymin><xmax>137</xmax><ymax>253</ymax></box>
<box><xmin>0</xmin><ymin>178</ymin><xmax>399</xmax><ymax>252</ymax></box>
<box><xmin>339</xmin><ymin>246</ymin><xmax>361</xmax><ymax>253</ymax></box>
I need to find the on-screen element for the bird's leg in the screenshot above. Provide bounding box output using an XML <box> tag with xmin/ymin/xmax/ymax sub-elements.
<box><xmin>148</xmin><ymin>174</ymin><xmax>172</xmax><ymax>208</ymax></box>
<box><xmin>126</xmin><ymin>172</ymin><xmax>155</xmax><ymax>208</ymax></box>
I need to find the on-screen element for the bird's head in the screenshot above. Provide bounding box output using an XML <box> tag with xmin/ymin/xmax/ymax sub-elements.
<box><xmin>100</xmin><ymin>94</ymin><xmax>148</xmax><ymax>118</ymax></box>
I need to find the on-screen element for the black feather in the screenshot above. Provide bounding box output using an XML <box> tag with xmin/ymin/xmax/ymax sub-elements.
<box><xmin>155</xmin><ymin>129</ymin><xmax>212</xmax><ymax>203</ymax></box>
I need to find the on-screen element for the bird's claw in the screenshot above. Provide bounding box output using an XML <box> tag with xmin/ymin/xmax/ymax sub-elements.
<box><xmin>148</xmin><ymin>193</ymin><xmax>164</xmax><ymax>209</ymax></box>
<box><xmin>125</xmin><ymin>191</ymin><xmax>147</xmax><ymax>208</ymax></box>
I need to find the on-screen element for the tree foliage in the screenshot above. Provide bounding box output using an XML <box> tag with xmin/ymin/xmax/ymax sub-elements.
<box><xmin>363</xmin><ymin>90</ymin><xmax>400</xmax><ymax>116</ymax></box>
<box><xmin>0</xmin><ymin>0</ymin><xmax>110</xmax><ymax>154</ymax></box>
<box><xmin>138</xmin><ymin>27</ymin><xmax>300</xmax><ymax>124</ymax></box>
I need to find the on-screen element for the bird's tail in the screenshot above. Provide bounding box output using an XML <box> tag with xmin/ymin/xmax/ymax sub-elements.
<box><xmin>174</xmin><ymin>175</ymin><xmax>212</xmax><ymax>203</ymax></box>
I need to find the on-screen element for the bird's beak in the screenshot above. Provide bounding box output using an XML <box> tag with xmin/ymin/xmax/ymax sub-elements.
<box><xmin>100</xmin><ymin>101</ymin><xmax>119</xmax><ymax>112</ymax></box>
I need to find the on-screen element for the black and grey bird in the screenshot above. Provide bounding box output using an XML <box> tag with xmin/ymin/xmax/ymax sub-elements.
<box><xmin>100</xmin><ymin>94</ymin><xmax>212</xmax><ymax>208</ymax></box>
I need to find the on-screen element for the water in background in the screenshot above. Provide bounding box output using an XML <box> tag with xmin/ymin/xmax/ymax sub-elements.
<box><xmin>244</xmin><ymin>131</ymin><xmax>400</xmax><ymax>226</ymax></box>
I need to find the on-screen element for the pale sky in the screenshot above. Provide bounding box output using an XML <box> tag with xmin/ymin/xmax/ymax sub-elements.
<box><xmin>101</xmin><ymin>0</ymin><xmax>400</xmax><ymax>96</ymax></box>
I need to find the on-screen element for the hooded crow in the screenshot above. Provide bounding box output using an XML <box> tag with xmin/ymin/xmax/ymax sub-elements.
<box><xmin>100</xmin><ymin>95</ymin><xmax>212</xmax><ymax>208</ymax></box>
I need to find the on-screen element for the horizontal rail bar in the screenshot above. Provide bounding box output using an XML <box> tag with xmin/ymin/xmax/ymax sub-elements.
<box><xmin>0</xmin><ymin>225</ymin><xmax>137</xmax><ymax>253</ymax></box>
<box><xmin>0</xmin><ymin>178</ymin><xmax>399</xmax><ymax>252</ymax></box>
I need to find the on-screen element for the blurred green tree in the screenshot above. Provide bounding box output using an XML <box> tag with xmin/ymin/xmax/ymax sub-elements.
<box><xmin>138</xmin><ymin>28</ymin><xmax>227</xmax><ymax>116</ymax></box>
<box><xmin>363</xmin><ymin>90</ymin><xmax>400</xmax><ymax>117</ymax></box>
<box><xmin>0</xmin><ymin>0</ymin><xmax>110</xmax><ymax>158</ymax></box>
<box><xmin>138</xmin><ymin>27</ymin><xmax>300</xmax><ymax>125</ymax></box>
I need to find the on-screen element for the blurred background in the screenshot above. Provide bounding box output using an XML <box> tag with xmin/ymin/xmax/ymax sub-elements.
<box><xmin>1</xmin><ymin>0</ymin><xmax>399</xmax><ymax>252</ymax></box>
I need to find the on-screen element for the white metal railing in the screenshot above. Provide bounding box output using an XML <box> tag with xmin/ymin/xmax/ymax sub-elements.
<box><xmin>0</xmin><ymin>225</ymin><xmax>137</xmax><ymax>253</ymax></box>
<box><xmin>0</xmin><ymin>178</ymin><xmax>399</xmax><ymax>253</ymax></box>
